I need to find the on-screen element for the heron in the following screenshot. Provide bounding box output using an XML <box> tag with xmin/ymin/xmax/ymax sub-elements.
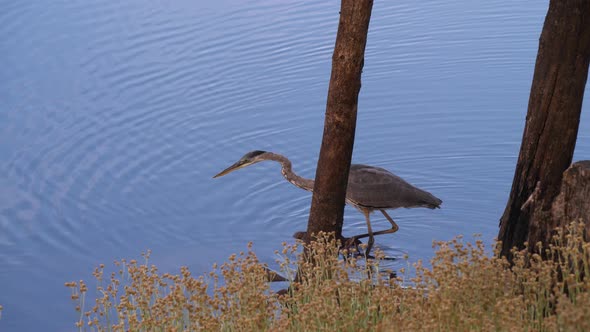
<box><xmin>213</xmin><ymin>150</ymin><xmax>442</xmax><ymax>256</ymax></box>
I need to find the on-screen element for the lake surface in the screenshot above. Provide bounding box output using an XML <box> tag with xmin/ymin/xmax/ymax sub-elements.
<box><xmin>1</xmin><ymin>0</ymin><xmax>589</xmax><ymax>330</ymax></box>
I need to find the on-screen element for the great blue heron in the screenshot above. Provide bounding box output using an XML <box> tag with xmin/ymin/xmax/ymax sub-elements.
<box><xmin>213</xmin><ymin>150</ymin><xmax>442</xmax><ymax>256</ymax></box>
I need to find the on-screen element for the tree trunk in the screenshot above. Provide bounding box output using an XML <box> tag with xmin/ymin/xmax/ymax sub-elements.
<box><xmin>305</xmin><ymin>0</ymin><xmax>373</xmax><ymax>243</ymax></box>
<box><xmin>498</xmin><ymin>0</ymin><xmax>590</xmax><ymax>259</ymax></box>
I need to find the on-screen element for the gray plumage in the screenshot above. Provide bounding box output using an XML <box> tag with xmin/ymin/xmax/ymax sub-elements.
<box><xmin>214</xmin><ymin>150</ymin><xmax>442</xmax><ymax>256</ymax></box>
<box><xmin>346</xmin><ymin>164</ymin><xmax>442</xmax><ymax>211</ymax></box>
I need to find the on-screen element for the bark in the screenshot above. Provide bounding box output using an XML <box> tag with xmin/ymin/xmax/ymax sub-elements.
<box><xmin>305</xmin><ymin>0</ymin><xmax>373</xmax><ymax>242</ymax></box>
<box><xmin>550</xmin><ymin>161</ymin><xmax>590</xmax><ymax>241</ymax></box>
<box><xmin>498</xmin><ymin>0</ymin><xmax>590</xmax><ymax>259</ymax></box>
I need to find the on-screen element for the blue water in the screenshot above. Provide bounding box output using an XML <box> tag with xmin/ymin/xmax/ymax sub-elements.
<box><xmin>1</xmin><ymin>0</ymin><xmax>589</xmax><ymax>330</ymax></box>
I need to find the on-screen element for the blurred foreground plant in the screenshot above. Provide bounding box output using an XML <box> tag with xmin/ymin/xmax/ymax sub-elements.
<box><xmin>67</xmin><ymin>221</ymin><xmax>590</xmax><ymax>331</ymax></box>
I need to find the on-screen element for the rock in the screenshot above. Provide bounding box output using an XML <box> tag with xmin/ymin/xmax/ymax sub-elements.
<box><xmin>551</xmin><ymin>161</ymin><xmax>590</xmax><ymax>240</ymax></box>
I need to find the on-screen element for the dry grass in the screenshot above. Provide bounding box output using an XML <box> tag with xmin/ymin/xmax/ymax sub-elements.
<box><xmin>66</xmin><ymin>221</ymin><xmax>590</xmax><ymax>331</ymax></box>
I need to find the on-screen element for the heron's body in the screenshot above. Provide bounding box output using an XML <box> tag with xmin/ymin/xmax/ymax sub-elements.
<box><xmin>214</xmin><ymin>150</ymin><xmax>442</xmax><ymax>255</ymax></box>
<box><xmin>345</xmin><ymin>164</ymin><xmax>441</xmax><ymax>211</ymax></box>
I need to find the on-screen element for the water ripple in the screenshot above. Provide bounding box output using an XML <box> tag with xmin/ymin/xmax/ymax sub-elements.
<box><xmin>0</xmin><ymin>0</ymin><xmax>587</xmax><ymax>330</ymax></box>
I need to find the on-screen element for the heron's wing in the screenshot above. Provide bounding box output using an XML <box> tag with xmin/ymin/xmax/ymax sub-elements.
<box><xmin>346</xmin><ymin>164</ymin><xmax>441</xmax><ymax>209</ymax></box>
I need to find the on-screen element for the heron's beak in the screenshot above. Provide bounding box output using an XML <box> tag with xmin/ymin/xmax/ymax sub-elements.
<box><xmin>213</xmin><ymin>161</ymin><xmax>246</xmax><ymax>178</ymax></box>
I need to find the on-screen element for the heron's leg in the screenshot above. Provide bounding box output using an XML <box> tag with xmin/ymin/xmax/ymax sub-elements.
<box><xmin>350</xmin><ymin>210</ymin><xmax>399</xmax><ymax>240</ymax></box>
<box><xmin>380</xmin><ymin>210</ymin><xmax>399</xmax><ymax>233</ymax></box>
<box><xmin>351</xmin><ymin>227</ymin><xmax>396</xmax><ymax>240</ymax></box>
<box><xmin>362</xmin><ymin>209</ymin><xmax>375</xmax><ymax>257</ymax></box>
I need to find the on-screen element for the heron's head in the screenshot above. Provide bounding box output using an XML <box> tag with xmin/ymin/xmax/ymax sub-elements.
<box><xmin>213</xmin><ymin>150</ymin><xmax>269</xmax><ymax>178</ymax></box>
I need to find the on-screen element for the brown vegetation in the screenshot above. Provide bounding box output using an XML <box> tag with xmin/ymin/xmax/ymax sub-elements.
<box><xmin>67</xmin><ymin>221</ymin><xmax>590</xmax><ymax>331</ymax></box>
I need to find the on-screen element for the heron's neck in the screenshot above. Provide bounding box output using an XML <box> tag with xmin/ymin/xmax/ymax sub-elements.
<box><xmin>266</xmin><ymin>153</ymin><xmax>314</xmax><ymax>192</ymax></box>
